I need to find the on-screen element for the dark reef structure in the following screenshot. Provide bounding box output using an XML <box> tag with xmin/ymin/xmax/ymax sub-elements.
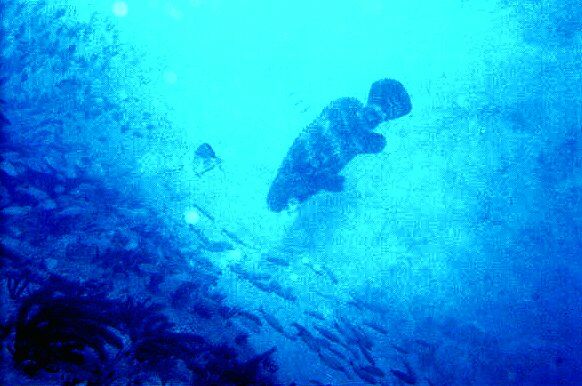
<box><xmin>11</xmin><ymin>277</ymin><xmax>123</xmax><ymax>381</ymax></box>
<box><xmin>1</xmin><ymin>276</ymin><xmax>279</xmax><ymax>385</ymax></box>
<box><xmin>267</xmin><ymin>78</ymin><xmax>412</xmax><ymax>212</ymax></box>
<box><xmin>0</xmin><ymin>145</ymin><xmax>280</xmax><ymax>384</ymax></box>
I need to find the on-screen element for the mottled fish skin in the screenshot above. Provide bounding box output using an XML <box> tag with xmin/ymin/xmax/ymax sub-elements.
<box><xmin>267</xmin><ymin>79</ymin><xmax>411</xmax><ymax>212</ymax></box>
<box><xmin>267</xmin><ymin>98</ymin><xmax>377</xmax><ymax>212</ymax></box>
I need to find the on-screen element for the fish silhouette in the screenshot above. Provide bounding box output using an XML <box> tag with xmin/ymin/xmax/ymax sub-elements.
<box><xmin>267</xmin><ymin>79</ymin><xmax>411</xmax><ymax>212</ymax></box>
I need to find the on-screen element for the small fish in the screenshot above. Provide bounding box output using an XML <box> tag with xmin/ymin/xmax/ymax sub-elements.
<box><xmin>263</xmin><ymin>253</ymin><xmax>290</xmax><ymax>267</ymax></box>
<box><xmin>413</xmin><ymin>339</ymin><xmax>433</xmax><ymax>349</ymax></box>
<box><xmin>363</xmin><ymin>320</ymin><xmax>389</xmax><ymax>335</ymax></box>
<box><xmin>2</xmin><ymin>206</ymin><xmax>32</xmax><ymax>216</ymax></box>
<box><xmin>251</xmin><ymin>280</ymin><xmax>271</xmax><ymax>293</ymax></box>
<box><xmin>0</xmin><ymin>161</ymin><xmax>19</xmax><ymax>176</ymax></box>
<box><xmin>315</xmin><ymin>290</ymin><xmax>338</xmax><ymax>302</ymax></box>
<box><xmin>313</xmin><ymin>324</ymin><xmax>344</xmax><ymax>345</ymax></box>
<box><xmin>345</xmin><ymin>343</ymin><xmax>362</xmax><ymax>360</ymax></box>
<box><xmin>0</xmin><ymin>112</ymin><xmax>10</xmax><ymax>126</ymax></box>
<box><xmin>54</xmin><ymin>8</ymin><xmax>66</xmax><ymax>18</ymax></box>
<box><xmin>318</xmin><ymin>350</ymin><xmax>350</xmax><ymax>378</ymax></box>
<box><xmin>221</xmin><ymin>228</ymin><xmax>251</xmax><ymax>248</ymax></box>
<box><xmin>16</xmin><ymin>186</ymin><xmax>50</xmax><ymax>202</ymax></box>
<box><xmin>195</xmin><ymin>143</ymin><xmax>216</xmax><ymax>158</ymax></box>
<box><xmin>348</xmin><ymin>296</ymin><xmax>391</xmax><ymax>315</ymax></box>
<box><xmin>193</xmin><ymin>143</ymin><xmax>222</xmax><ymax>177</ymax></box>
<box><xmin>243</xmin><ymin>346</ymin><xmax>277</xmax><ymax>369</ymax></box>
<box><xmin>347</xmin><ymin>300</ymin><xmax>365</xmax><ymax>311</ymax></box>
<box><xmin>306</xmin><ymin>263</ymin><xmax>324</xmax><ymax>276</ymax></box>
<box><xmin>351</xmin><ymin>362</ymin><xmax>379</xmax><ymax>384</ymax></box>
<box><xmin>192</xmin><ymin>203</ymin><xmax>214</xmax><ymax>221</ymax></box>
<box><xmin>205</xmin><ymin>241</ymin><xmax>234</xmax><ymax>253</ymax></box>
<box><xmin>193</xmin><ymin>228</ymin><xmax>212</xmax><ymax>245</ymax></box>
<box><xmin>390</xmin><ymin>361</ymin><xmax>417</xmax><ymax>384</ymax></box>
<box><xmin>304</xmin><ymin>310</ymin><xmax>326</xmax><ymax>321</ymax></box>
<box><xmin>391</xmin><ymin>343</ymin><xmax>409</xmax><ymax>355</ymax></box>
<box><xmin>339</xmin><ymin>318</ymin><xmax>374</xmax><ymax>350</ymax></box>
<box><xmin>358</xmin><ymin>343</ymin><xmax>376</xmax><ymax>366</ymax></box>
<box><xmin>322</xmin><ymin>265</ymin><xmax>339</xmax><ymax>284</ymax></box>
<box><xmin>38</xmin><ymin>117</ymin><xmax>64</xmax><ymax>126</ymax></box>
<box><xmin>325</xmin><ymin>345</ymin><xmax>347</xmax><ymax>361</ymax></box>
<box><xmin>232</xmin><ymin>309</ymin><xmax>262</xmax><ymax>327</ymax></box>
<box><xmin>267</xmin><ymin>280</ymin><xmax>297</xmax><ymax>302</ymax></box>
<box><xmin>308</xmin><ymin>380</ymin><xmax>329</xmax><ymax>385</ymax></box>
<box><xmin>259</xmin><ymin>307</ymin><xmax>287</xmax><ymax>335</ymax></box>
<box><xmin>359</xmin><ymin>364</ymin><xmax>385</xmax><ymax>378</ymax></box>
<box><xmin>54</xmin><ymin>206</ymin><xmax>85</xmax><ymax>218</ymax></box>
<box><xmin>292</xmin><ymin>323</ymin><xmax>322</xmax><ymax>353</ymax></box>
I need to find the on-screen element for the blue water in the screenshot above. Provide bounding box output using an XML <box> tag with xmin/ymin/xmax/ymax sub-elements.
<box><xmin>1</xmin><ymin>0</ymin><xmax>580</xmax><ymax>384</ymax></box>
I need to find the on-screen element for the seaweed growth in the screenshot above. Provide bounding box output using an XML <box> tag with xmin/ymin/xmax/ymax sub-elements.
<box><xmin>3</xmin><ymin>277</ymin><xmax>279</xmax><ymax>385</ymax></box>
<box><xmin>117</xmin><ymin>298</ymin><xmax>278</xmax><ymax>385</ymax></box>
<box><xmin>11</xmin><ymin>277</ymin><xmax>123</xmax><ymax>383</ymax></box>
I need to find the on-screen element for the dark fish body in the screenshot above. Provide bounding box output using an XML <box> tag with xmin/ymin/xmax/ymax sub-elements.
<box><xmin>195</xmin><ymin>143</ymin><xmax>216</xmax><ymax>158</ymax></box>
<box><xmin>193</xmin><ymin>143</ymin><xmax>221</xmax><ymax>176</ymax></box>
<box><xmin>267</xmin><ymin>79</ymin><xmax>411</xmax><ymax>212</ymax></box>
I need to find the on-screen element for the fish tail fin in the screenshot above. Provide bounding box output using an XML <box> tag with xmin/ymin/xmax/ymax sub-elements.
<box><xmin>367</xmin><ymin>78</ymin><xmax>412</xmax><ymax>121</ymax></box>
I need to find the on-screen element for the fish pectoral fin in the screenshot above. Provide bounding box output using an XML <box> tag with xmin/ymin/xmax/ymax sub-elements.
<box><xmin>361</xmin><ymin>132</ymin><xmax>386</xmax><ymax>154</ymax></box>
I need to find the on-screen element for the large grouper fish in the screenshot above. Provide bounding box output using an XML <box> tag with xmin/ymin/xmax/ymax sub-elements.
<box><xmin>267</xmin><ymin>78</ymin><xmax>412</xmax><ymax>212</ymax></box>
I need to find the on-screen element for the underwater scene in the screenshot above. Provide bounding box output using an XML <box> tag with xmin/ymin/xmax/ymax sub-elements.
<box><xmin>0</xmin><ymin>0</ymin><xmax>580</xmax><ymax>385</ymax></box>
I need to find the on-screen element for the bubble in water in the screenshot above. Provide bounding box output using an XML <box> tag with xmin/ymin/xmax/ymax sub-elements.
<box><xmin>164</xmin><ymin>70</ymin><xmax>178</xmax><ymax>85</ymax></box>
<box><xmin>112</xmin><ymin>1</ymin><xmax>128</xmax><ymax>17</ymax></box>
<box><xmin>184</xmin><ymin>208</ymin><xmax>200</xmax><ymax>225</ymax></box>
